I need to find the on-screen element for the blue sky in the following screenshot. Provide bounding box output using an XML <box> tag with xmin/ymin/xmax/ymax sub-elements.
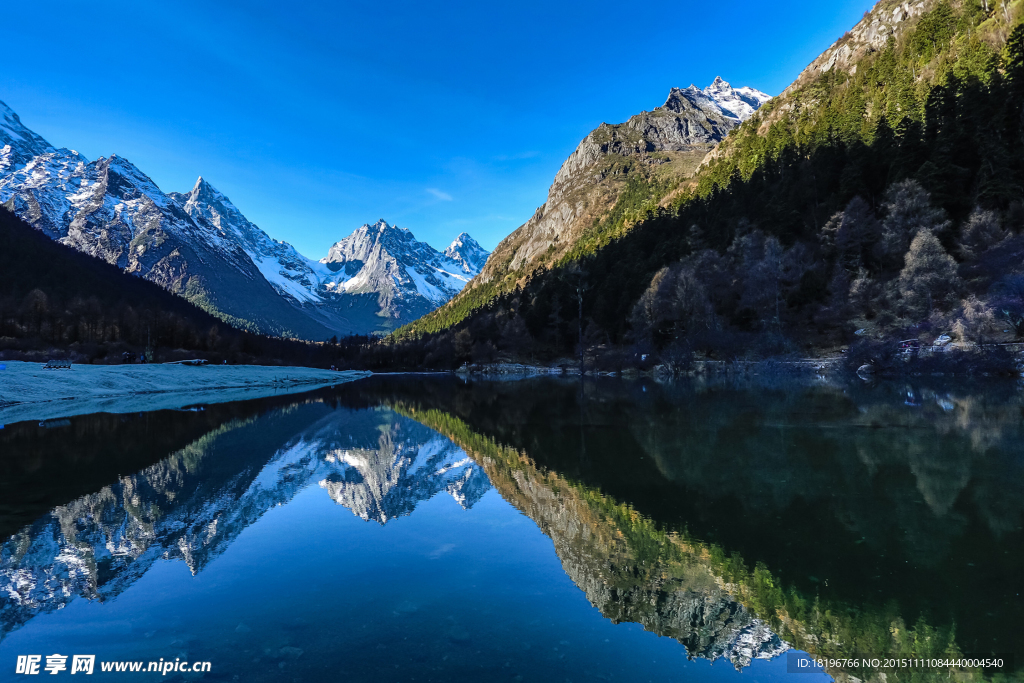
<box><xmin>1</xmin><ymin>0</ymin><xmax>873</xmax><ymax>257</ymax></box>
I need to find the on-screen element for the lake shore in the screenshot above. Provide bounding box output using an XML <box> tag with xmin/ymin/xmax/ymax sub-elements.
<box><xmin>452</xmin><ymin>358</ymin><xmax>843</xmax><ymax>378</ymax></box>
<box><xmin>0</xmin><ymin>361</ymin><xmax>370</xmax><ymax>425</ymax></box>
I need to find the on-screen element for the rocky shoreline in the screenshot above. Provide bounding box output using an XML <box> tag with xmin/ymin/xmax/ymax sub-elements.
<box><xmin>453</xmin><ymin>358</ymin><xmax>843</xmax><ymax>379</ymax></box>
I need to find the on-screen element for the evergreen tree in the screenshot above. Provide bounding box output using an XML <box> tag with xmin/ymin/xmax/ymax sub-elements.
<box><xmin>898</xmin><ymin>231</ymin><xmax>962</xmax><ymax>318</ymax></box>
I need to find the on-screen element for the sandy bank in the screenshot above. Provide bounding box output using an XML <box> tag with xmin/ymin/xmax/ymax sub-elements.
<box><xmin>0</xmin><ymin>361</ymin><xmax>370</xmax><ymax>425</ymax></box>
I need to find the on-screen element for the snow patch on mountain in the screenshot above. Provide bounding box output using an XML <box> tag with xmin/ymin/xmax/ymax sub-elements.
<box><xmin>168</xmin><ymin>177</ymin><xmax>328</xmax><ymax>305</ymax></box>
<box><xmin>0</xmin><ymin>102</ymin><xmax>55</xmax><ymax>174</ymax></box>
<box><xmin>701</xmin><ymin>76</ymin><xmax>772</xmax><ymax>122</ymax></box>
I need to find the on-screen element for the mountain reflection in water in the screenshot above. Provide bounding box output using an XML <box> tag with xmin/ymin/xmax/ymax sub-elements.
<box><xmin>0</xmin><ymin>376</ymin><xmax>1020</xmax><ymax>682</ymax></box>
<box><xmin>0</xmin><ymin>401</ymin><xmax>488</xmax><ymax>639</ymax></box>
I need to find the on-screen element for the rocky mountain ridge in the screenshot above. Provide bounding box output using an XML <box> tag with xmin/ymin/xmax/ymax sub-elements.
<box><xmin>0</xmin><ymin>102</ymin><xmax>53</xmax><ymax>173</ymax></box>
<box><xmin>784</xmin><ymin>1</ymin><xmax>929</xmax><ymax>96</ymax></box>
<box><xmin>489</xmin><ymin>77</ymin><xmax>770</xmax><ymax>280</ymax></box>
<box><xmin>400</xmin><ymin>77</ymin><xmax>770</xmax><ymax>335</ymax></box>
<box><xmin>0</xmin><ymin>104</ymin><xmax>487</xmax><ymax>338</ymax></box>
<box><xmin>319</xmin><ymin>219</ymin><xmax>485</xmax><ymax>323</ymax></box>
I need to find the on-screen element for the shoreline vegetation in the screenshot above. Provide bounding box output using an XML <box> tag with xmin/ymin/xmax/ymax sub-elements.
<box><xmin>407</xmin><ymin>344</ymin><xmax>1023</xmax><ymax>380</ymax></box>
<box><xmin>0</xmin><ymin>361</ymin><xmax>369</xmax><ymax>425</ymax></box>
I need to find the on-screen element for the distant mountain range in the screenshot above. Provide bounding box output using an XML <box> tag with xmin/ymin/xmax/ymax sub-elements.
<box><xmin>0</xmin><ymin>103</ymin><xmax>487</xmax><ymax>339</ymax></box>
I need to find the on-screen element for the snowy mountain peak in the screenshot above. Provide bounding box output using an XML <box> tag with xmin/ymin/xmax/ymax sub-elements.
<box><xmin>177</xmin><ymin>176</ymin><xmax>235</xmax><ymax>218</ymax></box>
<box><xmin>662</xmin><ymin>86</ymin><xmax>730</xmax><ymax>119</ymax></box>
<box><xmin>165</xmin><ymin>176</ymin><xmax>332</xmax><ymax>307</ymax></box>
<box><xmin>702</xmin><ymin>77</ymin><xmax>772</xmax><ymax>122</ymax></box>
<box><xmin>96</xmin><ymin>155</ymin><xmax>173</xmax><ymax>209</ymax></box>
<box><xmin>320</xmin><ymin>220</ymin><xmax>490</xmax><ymax>310</ymax></box>
<box><xmin>322</xmin><ymin>220</ymin><xmax>417</xmax><ymax>264</ymax></box>
<box><xmin>191</xmin><ymin>176</ymin><xmax>221</xmax><ymax>199</ymax></box>
<box><xmin>0</xmin><ymin>101</ymin><xmax>50</xmax><ymax>146</ymax></box>
<box><xmin>660</xmin><ymin>79</ymin><xmax>770</xmax><ymax>124</ymax></box>
<box><xmin>444</xmin><ymin>233</ymin><xmax>489</xmax><ymax>273</ymax></box>
<box><xmin>448</xmin><ymin>231</ymin><xmax>478</xmax><ymax>249</ymax></box>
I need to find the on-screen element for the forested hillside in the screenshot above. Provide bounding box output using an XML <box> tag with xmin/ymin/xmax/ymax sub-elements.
<box><xmin>379</xmin><ymin>1</ymin><xmax>1024</xmax><ymax>370</ymax></box>
<box><xmin>0</xmin><ymin>207</ymin><xmax>348</xmax><ymax>366</ymax></box>
<box><xmin>397</xmin><ymin>80</ymin><xmax>771</xmax><ymax>339</ymax></box>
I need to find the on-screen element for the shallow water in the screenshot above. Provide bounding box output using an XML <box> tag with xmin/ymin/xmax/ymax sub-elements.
<box><xmin>0</xmin><ymin>376</ymin><xmax>1020</xmax><ymax>682</ymax></box>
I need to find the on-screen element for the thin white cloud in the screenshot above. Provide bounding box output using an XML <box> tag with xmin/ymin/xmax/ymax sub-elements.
<box><xmin>427</xmin><ymin>188</ymin><xmax>453</xmax><ymax>201</ymax></box>
<box><xmin>494</xmin><ymin>151</ymin><xmax>540</xmax><ymax>161</ymax></box>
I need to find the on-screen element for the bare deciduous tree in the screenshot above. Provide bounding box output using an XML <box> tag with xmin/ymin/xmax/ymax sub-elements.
<box><xmin>953</xmin><ymin>295</ymin><xmax>996</xmax><ymax>345</ymax></box>
<box><xmin>957</xmin><ymin>208</ymin><xmax>1007</xmax><ymax>259</ymax></box>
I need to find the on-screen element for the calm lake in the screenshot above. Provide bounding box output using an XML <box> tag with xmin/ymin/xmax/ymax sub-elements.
<box><xmin>0</xmin><ymin>375</ymin><xmax>1021</xmax><ymax>682</ymax></box>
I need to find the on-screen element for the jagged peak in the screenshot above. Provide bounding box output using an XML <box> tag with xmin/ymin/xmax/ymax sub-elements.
<box><xmin>366</xmin><ymin>218</ymin><xmax>408</xmax><ymax>233</ymax></box>
<box><xmin>654</xmin><ymin>78</ymin><xmax>773</xmax><ymax>122</ymax></box>
<box><xmin>448</xmin><ymin>232</ymin><xmax>481</xmax><ymax>248</ymax></box>
<box><xmin>187</xmin><ymin>175</ymin><xmax>228</xmax><ymax>204</ymax></box>
<box><xmin>444</xmin><ymin>232</ymin><xmax>489</xmax><ymax>273</ymax></box>
<box><xmin>662</xmin><ymin>85</ymin><xmax>717</xmax><ymax>114</ymax></box>
<box><xmin>323</xmin><ymin>219</ymin><xmax>415</xmax><ymax>260</ymax></box>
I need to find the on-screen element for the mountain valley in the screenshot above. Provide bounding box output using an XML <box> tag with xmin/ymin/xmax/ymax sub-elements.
<box><xmin>0</xmin><ymin>104</ymin><xmax>487</xmax><ymax>339</ymax></box>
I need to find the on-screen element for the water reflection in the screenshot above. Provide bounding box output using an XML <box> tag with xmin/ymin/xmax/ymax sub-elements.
<box><xmin>0</xmin><ymin>400</ymin><xmax>488</xmax><ymax>640</ymax></box>
<box><xmin>0</xmin><ymin>376</ymin><xmax>1021</xmax><ymax>681</ymax></box>
<box><xmin>346</xmin><ymin>375</ymin><xmax>1024</xmax><ymax>676</ymax></box>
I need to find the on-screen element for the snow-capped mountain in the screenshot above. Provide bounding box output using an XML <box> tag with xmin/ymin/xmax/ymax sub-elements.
<box><xmin>168</xmin><ymin>177</ymin><xmax>327</xmax><ymax>307</ymax></box>
<box><xmin>0</xmin><ymin>100</ymin><xmax>489</xmax><ymax>338</ymax></box>
<box><xmin>701</xmin><ymin>76</ymin><xmax>772</xmax><ymax>122</ymax></box>
<box><xmin>319</xmin><ymin>220</ymin><xmax>486</xmax><ymax>322</ymax></box>
<box><xmin>444</xmin><ymin>232</ymin><xmax>490</xmax><ymax>273</ymax></box>
<box><xmin>0</xmin><ymin>149</ymin><xmax>335</xmax><ymax>339</ymax></box>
